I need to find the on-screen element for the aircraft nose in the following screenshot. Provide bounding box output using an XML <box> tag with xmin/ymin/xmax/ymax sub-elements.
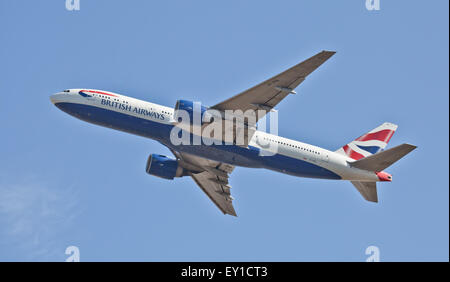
<box><xmin>50</xmin><ymin>92</ymin><xmax>66</xmax><ymax>105</ymax></box>
<box><xmin>50</xmin><ymin>94</ymin><xmax>58</xmax><ymax>104</ymax></box>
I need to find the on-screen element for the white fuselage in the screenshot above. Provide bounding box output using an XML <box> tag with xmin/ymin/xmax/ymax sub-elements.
<box><xmin>50</xmin><ymin>89</ymin><xmax>380</xmax><ymax>182</ymax></box>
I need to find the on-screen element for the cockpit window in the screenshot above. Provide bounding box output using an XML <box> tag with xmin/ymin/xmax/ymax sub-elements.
<box><xmin>63</xmin><ymin>89</ymin><xmax>70</xmax><ymax>92</ymax></box>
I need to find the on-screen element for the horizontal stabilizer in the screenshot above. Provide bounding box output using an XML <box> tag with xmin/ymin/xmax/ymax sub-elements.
<box><xmin>349</xmin><ymin>143</ymin><xmax>417</xmax><ymax>172</ymax></box>
<box><xmin>351</xmin><ymin>181</ymin><xmax>378</xmax><ymax>202</ymax></box>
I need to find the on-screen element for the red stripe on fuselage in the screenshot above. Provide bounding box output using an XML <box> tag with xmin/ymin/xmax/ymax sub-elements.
<box><xmin>356</xmin><ymin>129</ymin><xmax>395</xmax><ymax>143</ymax></box>
<box><xmin>81</xmin><ymin>90</ymin><xmax>117</xmax><ymax>97</ymax></box>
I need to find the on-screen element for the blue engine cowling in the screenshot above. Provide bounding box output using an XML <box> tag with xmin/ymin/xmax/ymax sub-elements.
<box><xmin>174</xmin><ymin>100</ymin><xmax>210</xmax><ymax>124</ymax></box>
<box><xmin>145</xmin><ymin>154</ymin><xmax>183</xmax><ymax>180</ymax></box>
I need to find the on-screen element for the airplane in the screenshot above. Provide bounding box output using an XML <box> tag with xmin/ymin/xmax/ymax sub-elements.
<box><xmin>50</xmin><ymin>50</ymin><xmax>416</xmax><ymax>216</ymax></box>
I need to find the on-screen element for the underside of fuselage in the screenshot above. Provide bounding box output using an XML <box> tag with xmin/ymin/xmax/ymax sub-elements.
<box><xmin>54</xmin><ymin>102</ymin><xmax>341</xmax><ymax>180</ymax></box>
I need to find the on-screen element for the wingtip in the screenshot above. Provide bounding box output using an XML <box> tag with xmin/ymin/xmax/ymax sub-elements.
<box><xmin>222</xmin><ymin>209</ymin><xmax>237</xmax><ymax>217</ymax></box>
<box><xmin>226</xmin><ymin>211</ymin><xmax>238</xmax><ymax>217</ymax></box>
<box><xmin>405</xmin><ymin>143</ymin><xmax>418</xmax><ymax>150</ymax></box>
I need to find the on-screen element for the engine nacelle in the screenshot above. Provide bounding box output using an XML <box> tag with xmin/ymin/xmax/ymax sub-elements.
<box><xmin>174</xmin><ymin>100</ymin><xmax>210</xmax><ymax>124</ymax></box>
<box><xmin>145</xmin><ymin>154</ymin><xmax>184</xmax><ymax>180</ymax></box>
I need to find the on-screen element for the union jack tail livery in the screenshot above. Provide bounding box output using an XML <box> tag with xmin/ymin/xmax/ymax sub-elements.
<box><xmin>335</xmin><ymin>122</ymin><xmax>398</xmax><ymax>160</ymax></box>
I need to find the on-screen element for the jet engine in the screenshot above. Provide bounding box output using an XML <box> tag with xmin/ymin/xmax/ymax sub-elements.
<box><xmin>145</xmin><ymin>154</ymin><xmax>184</xmax><ymax>180</ymax></box>
<box><xmin>172</xmin><ymin>99</ymin><xmax>256</xmax><ymax>146</ymax></box>
<box><xmin>173</xmin><ymin>99</ymin><xmax>210</xmax><ymax>124</ymax></box>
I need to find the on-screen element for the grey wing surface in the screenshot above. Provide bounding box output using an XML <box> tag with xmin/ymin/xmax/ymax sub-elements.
<box><xmin>170</xmin><ymin>150</ymin><xmax>237</xmax><ymax>216</ymax></box>
<box><xmin>211</xmin><ymin>50</ymin><xmax>336</xmax><ymax>121</ymax></box>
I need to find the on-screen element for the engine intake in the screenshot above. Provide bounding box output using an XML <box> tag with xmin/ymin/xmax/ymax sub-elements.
<box><xmin>146</xmin><ymin>154</ymin><xmax>184</xmax><ymax>180</ymax></box>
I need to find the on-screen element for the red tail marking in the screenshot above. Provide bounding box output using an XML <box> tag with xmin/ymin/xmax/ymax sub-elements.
<box><xmin>356</xmin><ymin>129</ymin><xmax>395</xmax><ymax>143</ymax></box>
<box><xmin>342</xmin><ymin>145</ymin><xmax>365</xmax><ymax>160</ymax></box>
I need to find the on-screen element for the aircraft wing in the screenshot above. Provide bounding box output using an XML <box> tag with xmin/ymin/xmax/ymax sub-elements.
<box><xmin>170</xmin><ymin>149</ymin><xmax>237</xmax><ymax>216</ymax></box>
<box><xmin>211</xmin><ymin>50</ymin><xmax>336</xmax><ymax>121</ymax></box>
<box><xmin>351</xmin><ymin>181</ymin><xmax>378</xmax><ymax>202</ymax></box>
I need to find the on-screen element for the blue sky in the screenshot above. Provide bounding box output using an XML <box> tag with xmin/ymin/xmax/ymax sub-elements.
<box><xmin>0</xmin><ymin>1</ymin><xmax>448</xmax><ymax>261</ymax></box>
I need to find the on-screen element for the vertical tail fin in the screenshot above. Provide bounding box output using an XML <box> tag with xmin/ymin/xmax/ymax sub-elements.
<box><xmin>335</xmin><ymin>122</ymin><xmax>398</xmax><ymax>160</ymax></box>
